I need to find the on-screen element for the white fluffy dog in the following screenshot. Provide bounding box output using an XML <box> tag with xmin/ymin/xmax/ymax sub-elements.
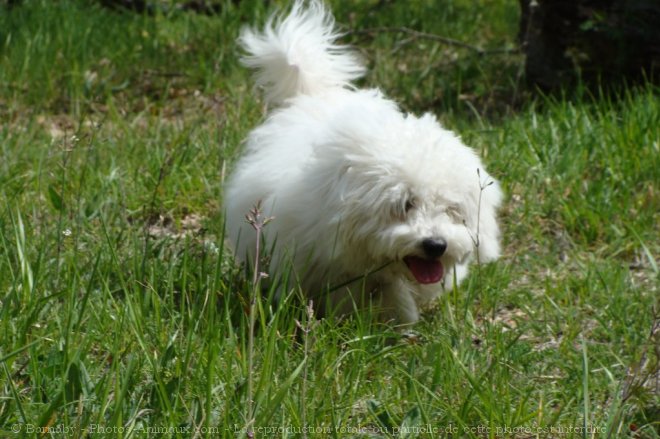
<box><xmin>225</xmin><ymin>0</ymin><xmax>502</xmax><ymax>324</ymax></box>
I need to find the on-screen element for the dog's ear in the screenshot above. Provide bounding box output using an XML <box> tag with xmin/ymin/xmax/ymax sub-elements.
<box><xmin>476</xmin><ymin>178</ymin><xmax>503</xmax><ymax>263</ymax></box>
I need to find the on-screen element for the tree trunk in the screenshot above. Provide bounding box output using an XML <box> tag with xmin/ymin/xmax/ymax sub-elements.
<box><xmin>519</xmin><ymin>0</ymin><xmax>660</xmax><ymax>90</ymax></box>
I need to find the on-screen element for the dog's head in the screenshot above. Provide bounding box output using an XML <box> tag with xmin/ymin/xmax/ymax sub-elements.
<box><xmin>320</xmin><ymin>110</ymin><xmax>502</xmax><ymax>289</ymax></box>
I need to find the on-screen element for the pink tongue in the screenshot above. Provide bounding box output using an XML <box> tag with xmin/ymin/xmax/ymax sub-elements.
<box><xmin>404</xmin><ymin>256</ymin><xmax>443</xmax><ymax>284</ymax></box>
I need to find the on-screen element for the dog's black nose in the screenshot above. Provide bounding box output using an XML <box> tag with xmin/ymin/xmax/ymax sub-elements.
<box><xmin>422</xmin><ymin>238</ymin><xmax>447</xmax><ymax>259</ymax></box>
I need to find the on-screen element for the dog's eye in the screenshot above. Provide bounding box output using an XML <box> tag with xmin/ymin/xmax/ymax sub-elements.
<box><xmin>446</xmin><ymin>205</ymin><xmax>463</xmax><ymax>222</ymax></box>
<box><xmin>404</xmin><ymin>198</ymin><xmax>416</xmax><ymax>213</ymax></box>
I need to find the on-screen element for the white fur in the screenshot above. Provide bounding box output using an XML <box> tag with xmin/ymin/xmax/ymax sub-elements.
<box><xmin>237</xmin><ymin>0</ymin><xmax>365</xmax><ymax>105</ymax></box>
<box><xmin>225</xmin><ymin>0</ymin><xmax>502</xmax><ymax>324</ymax></box>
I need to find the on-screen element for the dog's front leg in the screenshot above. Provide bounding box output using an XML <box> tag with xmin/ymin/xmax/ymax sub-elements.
<box><xmin>380</xmin><ymin>280</ymin><xmax>420</xmax><ymax>325</ymax></box>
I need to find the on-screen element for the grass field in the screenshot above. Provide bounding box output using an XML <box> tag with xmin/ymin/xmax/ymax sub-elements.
<box><xmin>1</xmin><ymin>0</ymin><xmax>658</xmax><ymax>437</ymax></box>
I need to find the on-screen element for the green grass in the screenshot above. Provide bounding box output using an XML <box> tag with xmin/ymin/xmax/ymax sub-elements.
<box><xmin>1</xmin><ymin>0</ymin><xmax>659</xmax><ymax>437</ymax></box>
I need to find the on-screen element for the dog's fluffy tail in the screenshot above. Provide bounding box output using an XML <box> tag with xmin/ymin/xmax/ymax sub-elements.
<box><xmin>238</xmin><ymin>0</ymin><xmax>365</xmax><ymax>105</ymax></box>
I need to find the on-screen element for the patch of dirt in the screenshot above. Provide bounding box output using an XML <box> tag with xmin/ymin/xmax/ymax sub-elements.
<box><xmin>36</xmin><ymin>114</ymin><xmax>77</xmax><ymax>140</ymax></box>
<box><xmin>146</xmin><ymin>212</ymin><xmax>204</xmax><ymax>239</ymax></box>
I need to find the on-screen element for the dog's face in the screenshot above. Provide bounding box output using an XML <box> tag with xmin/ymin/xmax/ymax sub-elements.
<box><xmin>378</xmin><ymin>184</ymin><xmax>500</xmax><ymax>288</ymax></box>
<box><xmin>339</xmin><ymin>177</ymin><xmax>501</xmax><ymax>289</ymax></box>
<box><xmin>325</xmin><ymin>112</ymin><xmax>502</xmax><ymax>289</ymax></box>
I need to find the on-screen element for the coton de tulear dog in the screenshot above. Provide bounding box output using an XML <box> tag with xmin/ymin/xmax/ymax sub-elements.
<box><xmin>225</xmin><ymin>0</ymin><xmax>502</xmax><ymax>324</ymax></box>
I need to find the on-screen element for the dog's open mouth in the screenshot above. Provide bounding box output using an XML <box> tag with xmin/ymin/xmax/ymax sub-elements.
<box><xmin>403</xmin><ymin>256</ymin><xmax>443</xmax><ymax>284</ymax></box>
